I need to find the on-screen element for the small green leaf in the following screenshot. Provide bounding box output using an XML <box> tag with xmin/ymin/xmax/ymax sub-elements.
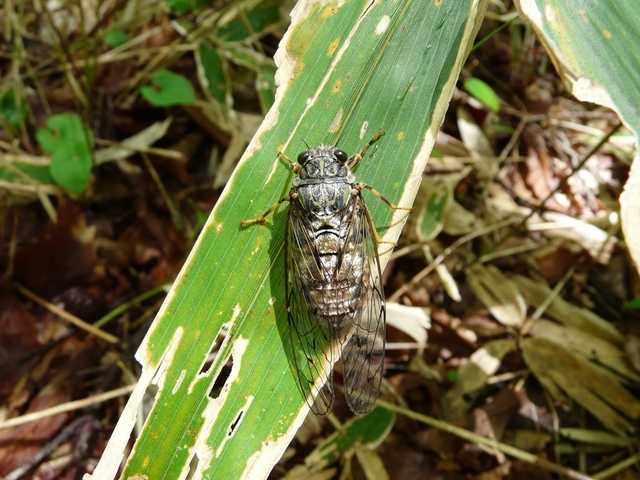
<box><xmin>463</xmin><ymin>77</ymin><xmax>501</xmax><ymax>112</ymax></box>
<box><xmin>141</xmin><ymin>70</ymin><xmax>197</xmax><ymax>107</ymax></box>
<box><xmin>0</xmin><ymin>162</ymin><xmax>53</xmax><ymax>187</ymax></box>
<box><xmin>216</xmin><ymin>2</ymin><xmax>280</xmax><ymax>42</ymax></box>
<box><xmin>15</xmin><ymin>164</ymin><xmax>54</xmax><ymax>184</ymax></box>
<box><xmin>105</xmin><ymin>29</ymin><xmax>127</xmax><ymax>47</ymax></box>
<box><xmin>625</xmin><ymin>297</ymin><xmax>640</xmax><ymax>310</ymax></box>
<box><xmin>36</xmin><ymin>113</ymin><xmax>93</xmax><ymax>195</ymax></box>
<box><xmin>494</xmin><ymin>123</ymin><xmax>515</xmax><ymax>134</ymax></box>
<box><xmin>197</xmin><ymin>45</ymin><xmax>228</xmax><ymax>108</ymax></box>
<box><xmin>421</xmin><ymin>178</ymin><xmax>450</xmax><ymax>241</ymax></box>
<box><xmin>307</xmin><ymin>407</ymin><xmax>395</xmax><ymax>468</ymax></box>
<box><xmin>167</xmin><ymin>0</ymin><xmax>192</xmax><ymax>14</ymax></box>
<box><xmin>0</xmin><ymin>88</ymin><xmax>26</xmax><ymax>127</ymax></box>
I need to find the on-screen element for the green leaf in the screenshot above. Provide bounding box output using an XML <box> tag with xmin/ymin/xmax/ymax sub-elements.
<box><xmin>306</xmin><ymin>407</ymin><xmax>395</xmax><ymax>468</ymax></box>
<box><xmin>105</xmin><ymin>29</ymin><xmax>127</xmax><ymax>47</ymax></box>
<box><xmin>216</xmin><ymin>1</ymin><xmax>281</xmax><ymax>42</ymax></box>
<box><xmin>518</xmin><ymin>0</ymin><xmax>640</xmax><ymax>136</ymax></box>
<box><xmin>517</xmin><ymin>1</ymin><xmax>640</xmax><ymax>274</ymax></box>
<box><xmin>625</xmin><ymin>297</ymin><xmax>640</xmax><ymax>310</ymax></box>
<box><xmin>36</xmin><ymin>113</ymin><xmax>93</xmax><ymax>195</ymax></box>
<box><xmin>463</xmin><ymin>77</ymin><xmax>500</xmax><ymax>112</ymax></box>
<box><xmin>196</xmin><ymin>44</ymin><xmax>229</xmax><ymax>109</ymax></box>
<box><xmin>13</xmin><ymin>164</ymin><xmax>54</xmax><ymax>184</ymax></box>
<box><xmin>141</xmin><ymin>70</ymin><xmax>197</xmax><ymax>107</ymax></box>
<box><xmin>167</xmin><ymin>0</ymin><xmax>193</xmax><ymax>14</ymax></box>
<box><xmin>89</xmin><ymin>1</ymin><xmax>489</xmax><ymax>479</ymax></box>
<box><xmin>0</xmin><ymin>159</ymin><xmax>54</xmax><ymax>196</ymax></box>
<box><xmin>420</xmin><ymin>176</ymin><xmax>450</xmax><ymax>241</ymax></box>
<box><xmin>0</xmin><ymin>88</ymin><xmax>26</xmax><ymax>128</ymax></box>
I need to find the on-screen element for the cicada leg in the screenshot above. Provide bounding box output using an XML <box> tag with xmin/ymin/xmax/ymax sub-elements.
<box><xmin>347</xmin><ymin>130</ymin><xmax>385</xmax><ymax>169</ymax></box>
<box><xmin>357</xmin><ymin>183</ymin><xmax>413</xmax><ymax>245</ymax></box>
<box><xmin>240</xmin><ymin>151</ymin><xmax>300</xmax><ymax>226</ymax></box>
<box><xmin>240</xmin><ymin>191</ymin><xmax>293</xmax><ymax>226</ymax></box>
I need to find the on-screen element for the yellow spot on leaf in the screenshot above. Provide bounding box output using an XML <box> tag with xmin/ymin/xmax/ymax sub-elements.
<box><xmin>292</xmin><ymin>60</ymin><xmax>305</xmax><ymax>78</ymax></box>
<box><xmin>332</xmin><ymin>79</ymin><xmax>342</xmax><ymax>93</ymax></box>
<box><xmin>579</xmin><ymin>9</ymin><xmax>588</xmax><ymax>22</ymax></box>
<box><xmin>322</xmin><ymin>5</ymin><xmax>338</xmax><ymax>18</ymax></box>
<box><xmin>328</xmin><ymin>37</ymin><xmax>340</xmax><ymax>56</ymax></box>
<box><xmin>397</xmin><ymin>131</ymin><xmax>405</xmax><ymax>141</ymax></box>
<box><xmin>603</xmin><ymin>29</ymin><xmax>611</xmax><ymax>39</ymax></box>
<box><xmin>435</xmin><ymin>0</ymin><xmax>442</xmax><ymax>6</ymax></box>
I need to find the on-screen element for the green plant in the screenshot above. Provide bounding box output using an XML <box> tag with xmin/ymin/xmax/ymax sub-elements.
<box><xmin>85</xmin><ymin>0</ymin><xmax>640</xmax><ymax>478</ymax></box>
<box><xmin>141</xmin><ymin>70</ymin><xmax>197</xmax><ymax>107</ymax></box>
<box><xmin>36</xmin><ymin>113</ymin><xmax>93</xmax><ymax>195</ymax></box>
<box><xmin>88</xmin><ymin>1</ymin><xmax>488</xmax><ymax>478</ymax></box>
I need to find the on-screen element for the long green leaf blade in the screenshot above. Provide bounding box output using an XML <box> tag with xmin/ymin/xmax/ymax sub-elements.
<box><xmin>88</xmin><ymin>1</ymin><xmax>488</xmax><ymax>479</ymax></box>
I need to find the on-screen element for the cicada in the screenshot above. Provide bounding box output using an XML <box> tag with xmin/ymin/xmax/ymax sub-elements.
<box><xmin>241</xmin><ymin>130</ymin><xmax>408</xmax><ymax>415</ymax></box>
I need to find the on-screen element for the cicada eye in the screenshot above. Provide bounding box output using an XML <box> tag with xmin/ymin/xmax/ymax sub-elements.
<box><xmin>335</xmin><ymin>149</ymin><xmax>348</xmax><ymax>164</ymax></box>
<box><xmin>297</xmin><ymin>151</ymin><xmax>310</xmax><ymax>164</ymax></box>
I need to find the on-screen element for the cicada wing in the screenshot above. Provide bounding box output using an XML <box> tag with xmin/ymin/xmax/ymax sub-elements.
<box><xmin>339</xmin><ymin>195</ymin><xmax>386</xmax><ymax>415</ymax></box>
<box><xmin>286</xmin><ymin>200</ymin><xmax>335</xmax><ymax>416</ymax></box>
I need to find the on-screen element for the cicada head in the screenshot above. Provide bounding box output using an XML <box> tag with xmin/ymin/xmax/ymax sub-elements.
<box><xmin>295</xmin><ymin>145</ymin><xmax>354</xmax><ymax>185</ymax></box>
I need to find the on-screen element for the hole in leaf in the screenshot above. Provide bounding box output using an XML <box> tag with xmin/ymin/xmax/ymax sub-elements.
<box><xmin>208</xmin><ymin>354</ymin><xmax>233</xmax><ymax>400</ymax></box>
<box><xmin>199</xmin><ymin>325</ymin><xmax>230</xmax><ymax>376</ymax></box>
<box><xmin>188</xmin><ymin>449</ymin><xmax>200</xmax><ymax>479</ymax></box>
<box><xmin>227</xmin><ymin>410</ymin><xmax>244</xmax><ymax>437</ymax></box>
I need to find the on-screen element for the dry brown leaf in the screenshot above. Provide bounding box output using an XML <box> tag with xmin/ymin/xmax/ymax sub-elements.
<box><xmin>442</xmin><ymin>200</ymin><xmax>485</xmax><ymax>236</ymax></box>
<box><xmin>456</xmin><ymin>105</ymin><xmax>497</xmax><ymax>179</ymax></box>
<box><xmin>624</xmin><ymin>335</ymin><xmax>640</xmax><ymax>373</ymax></box>
<box><xmin>442</xmin><ymin>339</ymin><xmax>518</xmax><ymax>419</ymax></box>
<box><xmin>522</xmin><ymin>337</ymin><xmax>640</xmax><ymax>433</ymax></box>
<box><xmin>0</xmin><ymin>383</ymin><xmax>70</xmax><ymax>473</ymax></box>
<box><xmin>474</xmin><ymin>462</ymin><xmax>511</xmax><ymax>480</ymax></box>
<box><xmin>514</xmin><ymin>275</ymin><xmax>624</xmax><ymax>344</ymax></box>
<box><xmin>508</xmin><ymin>430</ymin><xmax>552</xmax><ymax>453</ymax></box>
<box><xmin>558</xmin><ymin>428</ymin><xmax>630</xmax><ymax>447</ymax></box>
<box><xmin>280</xmin><ymin>465</ymin><xmax>336</xmax><ymax>480</ymax></box>
<box><xmin>534</xmin><ymin>211</ymin><xmax>617</xmax><ymax>264</ymax></box>
<box><xmin>528</xmin><ymin>319</ymin><xmax>640</xmax><ymax>382</ymax></box>
<box><xmin>467</xmin><ymin>264</ymin><xmax>526</xmax><ymax>328</ymax></box>
<box><xmin>354</xmin><ymin>448</ymin><xmax>389</xmax><ymax>480</ymax></box>
<box><xmin>93</xmin><ymin>118</ymin><xmax>173</xmax><ymax>165</ymax></box>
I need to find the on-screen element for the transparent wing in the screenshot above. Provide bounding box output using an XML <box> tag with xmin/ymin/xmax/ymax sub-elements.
<box><xmin>286</xmin><ymin>201</ymin><xmax>335</xmax><ymax>415</ymax></box>
<box><xmin>286</xmin><ymin>192</ymin><xmax>385</xmax><ymax>416</ymax></box>
<box><xmin>339</xmin><ymin>195</ymin><xmax>386</xmax><ymax>415</ymax></box>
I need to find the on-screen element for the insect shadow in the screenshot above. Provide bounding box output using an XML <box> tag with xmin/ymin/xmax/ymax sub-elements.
<box><xmin>259</xmin><ymin>184</ymin><xmax>326</xmax><ymax>415</ymax></box>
